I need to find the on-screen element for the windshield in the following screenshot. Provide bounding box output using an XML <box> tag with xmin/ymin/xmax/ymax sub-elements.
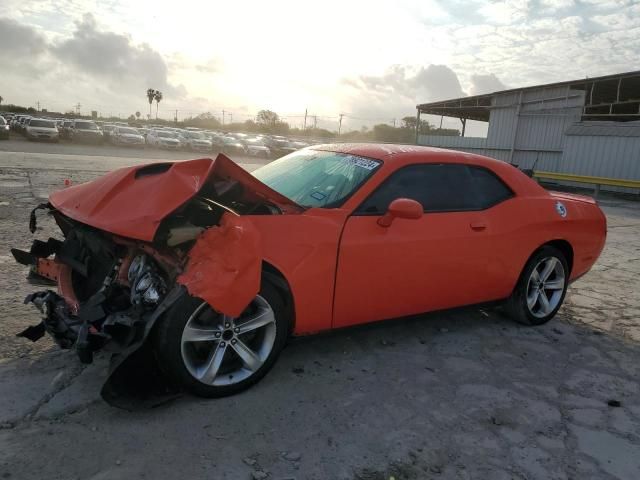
<box><xmin>117</xmin><ymin>127</ymin><xmax>139</xmax><ymax>135</ymax></box>
<box><xmin>252</xmin><ymin>150</ymin><xmax>381</xmax><ymax>208</ymax></box>
<box><xmin>187</xmin><ymin>131</ymin><xmax>204</xmax><ymax>139</ymax></box>
<box><xmin>29</xmin><ymin>119</ymin><xmax>57</xmax><ymax>128</ymax></box>
<box><xmin>75</xmin><ymin>122</ymin><xmax>98</xmax><ymax>130</ymax></box>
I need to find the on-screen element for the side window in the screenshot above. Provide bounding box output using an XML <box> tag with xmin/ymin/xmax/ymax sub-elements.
<box><xmin>357</xmin><ymin>164</ymin><xmax>477</xmax><ymax>214</ymax></box>
<box><xmin>468</xmin><ymin>166</ymin><xmax>513</xmax><ymax>208</ymax></box>
<box><xmin>356</xmin><ymin>163</ymin><xmax>513</xmax><ymax>215</ymax></box>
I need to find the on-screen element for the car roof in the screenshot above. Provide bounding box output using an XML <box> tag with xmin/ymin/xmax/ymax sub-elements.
<box><xmin>311</xmin><ymin>143</ymin><xmax>546</xmax><ymax>197</ymax></box>
<box><xmin>312</xmin><ymin>143</ymin><xmax>508</xmax><ymax>168</ymax></box>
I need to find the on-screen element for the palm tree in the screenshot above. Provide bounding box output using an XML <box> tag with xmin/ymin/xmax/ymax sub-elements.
<box><xmin>146</xmin><ymin>88</ymin><xmax>156</xmax><ymax>119</ymax></box>
<box><xmin>154</xmin><ymin>90</ymin><xmax>163</xmax><ymax>120</ymax></box>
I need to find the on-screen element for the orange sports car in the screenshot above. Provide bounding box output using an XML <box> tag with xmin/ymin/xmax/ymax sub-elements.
<box><xmin>12</xmin><ymin>144</ymin><xmax>606</xmax><ymax>402</ymax></box>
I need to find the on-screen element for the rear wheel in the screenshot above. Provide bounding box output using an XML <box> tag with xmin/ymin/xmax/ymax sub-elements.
<box><xmin>506</xmin><ymin>245</ymin><xmax>568</xmax><ymax>326</ymax></box>
<box><xmin>153</xmin><ymin>280</ymin><xmax>290</xmax><ymax>397</ymax></box>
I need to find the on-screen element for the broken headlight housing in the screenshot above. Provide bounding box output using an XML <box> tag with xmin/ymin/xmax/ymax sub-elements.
<box><xmin>127</xmin><ymin>254</ymin><xmax>166</xmax><ymax>306</ymax></box>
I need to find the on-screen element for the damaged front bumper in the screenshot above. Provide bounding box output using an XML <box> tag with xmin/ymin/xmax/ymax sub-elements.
<box><xmin>12</xmin><ymin>216</ymin><xmax>179</xmax><ymax>365</ymax></box>
<box><xmin>12</xmin><ymin>156</ymin><xmax>281</xmax><ymax>405</ymax></box>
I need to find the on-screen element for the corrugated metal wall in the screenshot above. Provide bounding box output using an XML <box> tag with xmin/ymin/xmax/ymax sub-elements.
<box><xmin>560</xmin><ymin>133</ymin><xmax>640</xmax><ymax>192</ymax></box>
<box><xmin>418</xmin><ymin>85</ymin><xmax>640</xmax><ymax>193</ymax></box>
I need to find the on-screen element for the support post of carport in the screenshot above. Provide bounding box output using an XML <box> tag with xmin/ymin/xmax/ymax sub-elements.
<box><xmin>460</xmin><ymin>118</ymin><xmax>467</xmax><ymax>137</ymax></box>
<box><xmin>415</xmin><ymin>108</ymin><xmax>421</xmax><ymax>144</ymax></box>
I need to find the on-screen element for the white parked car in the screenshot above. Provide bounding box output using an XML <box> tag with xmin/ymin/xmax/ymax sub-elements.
<box><xmin>25</xmin><ymin>118</ymin><xmax>59</xmax><ymax>142</ymax></box>
<box><xmin>146</xmin><ymin>129</ymin><xmax>181</xmax><ymax>150</ymax></box>
<box><xmin>110</xmin><ymin>127</ymin><xmax>145</xmax><ymax>148</ymax></box>
<box><xmin>183</xmin><ymin>131</ymin><xmax>212</xmax><ymax>152</ymax></box>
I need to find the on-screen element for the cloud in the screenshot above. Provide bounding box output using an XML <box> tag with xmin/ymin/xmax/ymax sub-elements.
<box><xmin>345</xmin><ymin>64</ymin><xmax>465</xmax><ymax>103</ymax></box>
<box><xmin>195</xmin><ymin>58</ymin><xmax>221</xmax><ymax>74</ymax></box>
<box><xmin>340</xmin><ymin>64</ymin><xmax>500</xmax><ymax>122</ymax></box>
<box><xmin>0</xmin><ymin>17</ymin><xmax>47</xmax><ymax>58</ymax></box>
<box><xmin>52</xmin><ymin>14</ymin><xmax>184</xmax><ymax>98</ymax></box>
<box><xmin>469</xmin><ymin>73</ymin><xmax>507</xmax><ymax>95</ymax></box>
<box><xmin>409</xmin><ymin>65</ymin><xmax>465</xmax><ymax>101</ymax></box>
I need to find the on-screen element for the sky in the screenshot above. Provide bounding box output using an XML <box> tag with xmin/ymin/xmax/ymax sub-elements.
<box><xmin>0</xmin><ymin>0</ymin><xmax>639</xmax><ymax>134</ymax></box>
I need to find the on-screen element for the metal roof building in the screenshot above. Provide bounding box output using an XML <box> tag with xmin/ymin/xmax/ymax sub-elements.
<box><xmin>415</xmin><ymin>70</ymin><xmax>640</xmax><ymax>194</ymax></box>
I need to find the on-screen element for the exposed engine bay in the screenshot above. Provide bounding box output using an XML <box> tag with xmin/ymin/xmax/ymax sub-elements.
<box><xmin>11</xmin><ymin>156</ymin><xmax>294</xmax><ymax>406</ymax></box>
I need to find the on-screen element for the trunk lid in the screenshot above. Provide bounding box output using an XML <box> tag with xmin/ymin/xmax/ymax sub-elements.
<box><xmin>549</xmin><ymin>191</ymin><xmax>597</xmax><ymax>205</ymax></box>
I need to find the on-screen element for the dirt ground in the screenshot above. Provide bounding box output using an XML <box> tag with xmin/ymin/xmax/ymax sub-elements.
<box><xmin>0</xmin><ymin>143</ymin><xmax>639</xmax><ymax>480</ymax></box>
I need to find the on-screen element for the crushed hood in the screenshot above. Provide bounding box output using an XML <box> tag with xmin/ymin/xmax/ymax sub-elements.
<box><xmin>49</xmin><ymin>154</ymin><xmax>301</xmax><ymax>242</ymax></box>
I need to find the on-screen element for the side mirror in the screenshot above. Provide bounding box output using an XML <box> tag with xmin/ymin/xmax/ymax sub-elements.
<box><xmin>377</xmin><ymin>198</ymin><xmax>423</xmax><ymax>227</ymax></box>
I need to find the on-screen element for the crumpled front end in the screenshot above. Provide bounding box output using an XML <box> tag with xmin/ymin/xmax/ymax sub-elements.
<box><xmin>11</xmin><ymin>156</ymin><xmax>287</xmax><ymax>406</ymax></box>
<box><xmin>12</xmin><ymin>217</ymin><xmax>183</xmax><ymax>364</ymax></box>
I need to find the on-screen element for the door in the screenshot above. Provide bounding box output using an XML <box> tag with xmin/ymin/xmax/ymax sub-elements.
<box><xmin>332</xmin><ymin>163</ymin><xmax>513</xmax><ymax>329</ymax></box>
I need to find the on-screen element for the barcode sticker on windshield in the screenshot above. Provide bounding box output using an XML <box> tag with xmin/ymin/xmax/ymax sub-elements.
<box><xmin>345</xmin><ymin>156</ymin><xmax>378</xmax><ymax>170</ymax></box>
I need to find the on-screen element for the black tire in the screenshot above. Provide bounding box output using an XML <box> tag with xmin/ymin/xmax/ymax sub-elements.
<box><xmin>153</xmin><ymin>279</ymin><xmax>290</xmax><ymax>398</ymax></box>
<box><xmin>506</xmin><ymin>245</ymin><xmax>569</xmax><ymax>326</ymax></box>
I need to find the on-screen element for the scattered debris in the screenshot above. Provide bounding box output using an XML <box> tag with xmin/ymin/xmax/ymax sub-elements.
<box><xmin>292</xmin><ymin>367</ymin><xmax>305</xmax><ymax>375</ymax></box>
<box><xmin>607</xmin><ymin>399</ymin><xmax>622</xmax><ymax>408</ymax></box>
<box><xmin>552</xmin><ymin>327</ymin><xmax>564</xmax><ymax>335</ymax></box>
<box><xmin>243</xmin><ymin>458</ymin><xmax>257</xmax><ymax>467</ymax></box>
<box><xmin>282</xmin><ymin>451</ymin><xmax>302</xmax><ymax>462</ymax></box>
<box><xmin>491</xmin><ymin>416</ymin><xmax>503</xmax><ymax>426</ymax></box>
<box><xmin>0</xmin><ymin>422</ymin><xmax>15</xmax><ymax>430</ymax></box>
<box><xmin>251</xmin><ymin>470</ymin><xmax>268</xmax><ymax>480</ymax></box>
<box><xmin>115</xmin><ymin>459</ymin><xmax>122</xmax><ymax>466</ymax></box>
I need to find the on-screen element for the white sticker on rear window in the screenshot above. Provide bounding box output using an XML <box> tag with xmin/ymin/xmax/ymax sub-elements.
<box><xmin>345</xmin><ymin>156</ymin><xmax>378</xmax><ymax>170</ymax></box>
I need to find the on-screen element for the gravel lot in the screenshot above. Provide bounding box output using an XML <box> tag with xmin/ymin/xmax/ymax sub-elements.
<box><xmin>0</xmin><ymin>138</ymin><xmax>639</xmax><ymax>480</ymax></box>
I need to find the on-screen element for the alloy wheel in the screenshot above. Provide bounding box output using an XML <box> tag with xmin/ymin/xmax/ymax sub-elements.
<box><xmin>180</xmin><ymin>295</ymin><xmax>277</xmax><ymax>386</ymax></box>
<box><xmin>526</xmin><ymin>256</ymin><xmax>566</xmax><ymax>318</ymax></box>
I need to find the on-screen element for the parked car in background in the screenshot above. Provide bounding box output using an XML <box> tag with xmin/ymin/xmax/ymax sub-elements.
<box><xmin>17</xmin><ymin>116</ymin><xmax>31</xmax><ymax>134</ymax></box>
<box><xmin>146</xmin><ymin>129</ymin><xmax>181</xmax><ymax>150</ymax></box>
<box><xmin>9</xmin><ymin>115</ymin><xmax>23</xmax><ymax>131</ymax></box>
<box><xmin>25</xmin><ymin>118</ymin><xmax>59</xmax><ymax>142</ymax></box>
<box><xmin>265</xmin><ymin>137</ymin><xmax>295</xmax><ymax>158</ymax></box>
<box><xmin>69</xmin><ymin>120</ymin><xmax>103</xmax><ymax>144</ymax></box>
<box><xmin>60</xmin><ymin>120</ymin><xmax>75</xmax><ymax>140</ymax></box>
<box><xmin>0</xmin><ymin>116</ymin><xmax>9</xmax><ymax>140</ymax></box>
<box><xmin>244</xmin><ymin>137</ymin><xmax>271</xmax><ymax>157</ymax></box>
<box><xmin>110</xmin><ymin>126</ymin><xmax>145</xmax><ymax>148</ymax></box>
<box><xmin>221</xmin><ymin>136</ymin><xmax>247</xmax><ymax>155</ymax></box>
<box><xmin>102</xmin><ymin>124</ymin><xmax>117</xmax><ymax>142</ymax></box>
<box><xmin>183</xmin><ymin>130</ymin><xmax>213</xmax><ymax>152</ymax></box>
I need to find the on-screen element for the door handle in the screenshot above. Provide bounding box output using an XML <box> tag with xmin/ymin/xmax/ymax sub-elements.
<box><xmin>470</xmin><ymin>222</ymin><xmax>487</xmax><ymax>231</ymax></box>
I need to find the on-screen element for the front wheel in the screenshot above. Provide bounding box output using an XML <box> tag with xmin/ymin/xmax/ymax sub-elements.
<box><xmin>153</xmin><ymin>281</ymin><xmax>290</xmax><ymax>397</ymax></box>
<box><xmin>506</xmin><ymin>245</ymin><xmax>569</xmax><ymax>326</ymax></box>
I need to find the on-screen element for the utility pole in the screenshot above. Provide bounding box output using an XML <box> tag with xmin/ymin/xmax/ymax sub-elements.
<box><xmin>36</xmin><ymin>101</ymin><xmax>40</xmax><ymax>111</ymax></box>
<box><xmin>338</xmin><ymin>113</ymin><xmax>344</xmax><ymax>136</ymax></box>
<box><xmin>75</xmin><ymin>103</ymin><xmax>81</xmax><ymax>115</ymax></box>
<box><xmin>392</xmin><ymin>118</ymin><xmax>396</xmax><ymax>128</ymax></box>
<box><xmin>303</xmin><ymin>108</ymin><xmax>307</xmax><ymax>131</ymax></box>
<box><xmin>174</xmin><ymin>109</ymin><xmax>178</xmax><ymax>124</ymax></box>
